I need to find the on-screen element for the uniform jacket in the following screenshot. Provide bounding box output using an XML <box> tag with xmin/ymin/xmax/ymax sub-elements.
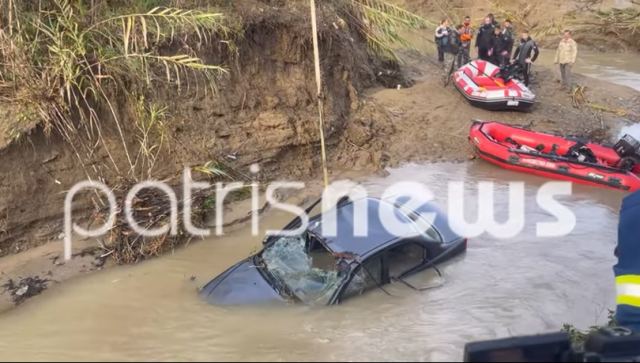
<box><xmin>513</xmin><ymin>37</ymin><xmax>540</xmax><ymax>65</ymax></box>
<box><xmin>615</xmin><ymin>190</ymin><xmax>640</xmax><ymax>332</ymax></box>
<box><xmin>476</xmin><ymin>24</ymin><xmax>495</xmax><ymax>49</ymax></box>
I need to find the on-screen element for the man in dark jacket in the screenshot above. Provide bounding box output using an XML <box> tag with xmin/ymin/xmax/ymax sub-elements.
<box><xmin>615</xmin><ymin>190</ymin><xmax>640</xmax><ymax>333</ymax></box>
<box><xmin>475</xmin><ymin>16</ymin><xmax>495</xmax><ymax>62</ymax></box>
<box><xmin>512</xmin><ymin>30</ymin><xmax>539</xmax><ymax>86</ymax></box>
<box><xmin>489</xmin><ymin>25</ymin><xmax>508</xmax><ymax>66</ymax></box>
<box><xmin>501</xmin><ymin>20</ymin><xmax>515</xmax><ymax>64</ymax></box>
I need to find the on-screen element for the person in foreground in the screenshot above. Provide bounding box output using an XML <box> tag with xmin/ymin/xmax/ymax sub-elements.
<box><xmin>554</xmin><ymin>29</ymin><xmax>578</xmax><ymax>90</ymax></box>
<box><xmin>615</xmin><ymin>190</ymin><xmax>640</xmax><ymax>333</ymax></box>
<box><xmin>512</xmin><ymin>30</ymin><xmax>539</xmax><ymax>86</ymax></box>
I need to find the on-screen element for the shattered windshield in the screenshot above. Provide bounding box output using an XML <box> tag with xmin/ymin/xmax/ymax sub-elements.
<box><xmin>262</xmin><ymin>234</ymin><xmax>346</xmax><ymax>305</ymax></box>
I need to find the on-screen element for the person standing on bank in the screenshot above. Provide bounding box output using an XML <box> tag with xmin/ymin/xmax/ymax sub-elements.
<box><xmin>501</xmin><ymin>19</ymin><xmax>515</xmax><ymax>64</ymax></box>
<box><xmin>442</xmin><ymin>25</ymin><xmax>462</xmax><ymax>79</ymax></box>
<box><xmin>435</xmin><ymin>19</ymin><xmax>452</xmax><ymax>63</ymax></box>
<box><xmin>554</xmin><ymin>30</ymin><xmax>578</xmax><ymax>90</ymax></box>
<box><xmin>512</xmin><ymin>30</ymin><xmax>539</xmax><ymax>86</ymax></box>
<box><xmin>476</xmin><ymin>16</ymin><xmax>495</xmax><ymax>62</ymax></box>
<box><xmin>490</xmin><ymin>25</ymin><xmax>514</xmax><ymax>67</ymax></box>
<box><xmin>458</xmin><ymin>16</ymin><xmax>474</xmax><ymax>67</ymax></box>
<box><xmin>488</xmin><ymin>25</ymin><xmax>505</xmax><ymax>66</ymax></box>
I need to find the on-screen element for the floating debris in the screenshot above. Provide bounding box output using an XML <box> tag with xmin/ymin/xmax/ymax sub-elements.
<box><xmin>2</xmin><ymin>276</ymin><xmax>50</xmax><ymax>305</ymax></box>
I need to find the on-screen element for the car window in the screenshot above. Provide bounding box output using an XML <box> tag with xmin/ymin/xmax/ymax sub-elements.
<box><xmin>396</xmin><ymin>205</ymin><xmax>443</xmax><ymax>242</ymax></box>
<box><xmin>341</xmin><ymin>256</ymin><xmax>383</xmax><ymax>300</ymax></box>
<box><xmin>412</xmin><ymin>214</ymin><xmax>442</xmax><ymax>242</ymax></box>
<box><xmin>262</xmin><ymin>235</ymin><xmax>345</xmax><ymax>305</ymax></box>
<box><xmin>387</xmin><ymin>242</ymin><xmax>427</xmax><ymax>278</ymax></box>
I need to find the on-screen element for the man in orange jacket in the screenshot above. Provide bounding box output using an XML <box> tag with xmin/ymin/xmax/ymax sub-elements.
<box><xmin>457</xmin><ymin>16</ymin><xmax>474</xmax><ymax>68</ymax></box>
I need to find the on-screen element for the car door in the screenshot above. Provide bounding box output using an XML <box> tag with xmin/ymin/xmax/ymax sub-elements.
<box><xmin>337</xmin><ymin>255</ymin><xmax>384</xmax><ymax>303</ymax></box>
<box><xmin>384</xmin><ymin>241</ymin><xmax>429</xmax><ymax>280</ymax></box>
<box><xmin>336</xmin><ymin>241</ymin><xmax>429</xmax><ymax>304</ymax></box>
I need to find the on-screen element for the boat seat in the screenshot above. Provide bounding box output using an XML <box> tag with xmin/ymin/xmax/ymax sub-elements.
<box><xmin>473</xmin><ymin>77</ymin><xmax>506</xmax><ymax>88</ymax></box>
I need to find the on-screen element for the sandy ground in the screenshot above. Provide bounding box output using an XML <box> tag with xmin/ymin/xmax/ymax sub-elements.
<box><xmin>366</xmin><ymin>53</ymin><xmax>639</xmax><ymax>167</ymax></box>
<box><xmin>1</xmin><ymin>55</ymin><xmax>639</xmax><ymax>312</ymax></box>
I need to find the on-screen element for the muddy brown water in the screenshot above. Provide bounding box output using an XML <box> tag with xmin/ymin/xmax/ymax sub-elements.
<box><xmin>0</xmin><ymin>162</ymin><xmax>624</xmax><ymax>361</ymax></box>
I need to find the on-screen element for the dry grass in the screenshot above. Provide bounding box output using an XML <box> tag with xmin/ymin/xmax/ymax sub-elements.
<box><xmin>567</xmin><ymin>7</ymin><xmax>640</xmax><ymax>50</ymax></box>
<box><xmin>0</xmin><ymin>0</ymin><xmax>231</xmax><ymax>179</ymax></box>
<box><xmin>100</xmin><ymin>180</ymin><xmax>208</xmax><ymax>264</ymax></box>
<box><xmin>0</xmin><ymin>0</ymin><xmax>235</xmax><ymax>264</ymax></box>
<box><xmin>0</xmin><ymin>0</ymin><xmax>427</xmax><ymax>264</ymax></box>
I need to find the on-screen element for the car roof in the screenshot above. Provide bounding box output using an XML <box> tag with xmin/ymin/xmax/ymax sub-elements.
<box><xmin>394</xmin><ymin>196</ymin><xmax>461</xmax><ymax>243</ymax></box>
<box><xmin>307</xmin><ymin>197</ymin><xmax>417</xmax><ymax>257</ymax></box>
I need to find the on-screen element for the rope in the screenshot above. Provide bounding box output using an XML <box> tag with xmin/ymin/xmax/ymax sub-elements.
<box><xmin>309</xmin><ymin>0</ymin><xmax>330</xmax><ymax>188</ymax></box>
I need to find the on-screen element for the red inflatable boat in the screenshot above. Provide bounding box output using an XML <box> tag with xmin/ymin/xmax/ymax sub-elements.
<box><xmin>453</xmin><ymin>60</ymin><xmax>535</xmax><ymax>111</ymax></box>
<box><xmin>469</xmin><ymin>121</ymin><xmax>640</xmax><ymax>192</ymax></box>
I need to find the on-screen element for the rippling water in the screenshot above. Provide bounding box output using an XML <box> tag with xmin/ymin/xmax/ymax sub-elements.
<box><xmin>0</xmin><ymin>162</ymin><xmax>624</xmax><ymax>361</ymax></box>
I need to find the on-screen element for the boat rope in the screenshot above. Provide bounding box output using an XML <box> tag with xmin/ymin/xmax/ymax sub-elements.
<box><xmin>309</xmin><ymin>0</ymin><xmax>330</xmax><ymax>188</ymax></box>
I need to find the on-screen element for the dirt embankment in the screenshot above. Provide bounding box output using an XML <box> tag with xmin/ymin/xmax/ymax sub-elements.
<box><xmin>0</xmin><ymin>1</ymin><xmax>403</xmax><ymax>257</ymax></box>
<box><xmin>393</xmin><ymin>0</ymin><xmax>640</xmax><ymax>51</ymax></box>
<box><xmin>0</xmin><ymin>0</ymin><xmax>399</xmax><ymax>309</ymax></box>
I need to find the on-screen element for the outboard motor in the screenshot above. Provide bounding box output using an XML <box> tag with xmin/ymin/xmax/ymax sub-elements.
<box><xmin>615</xmin><ymin>134</ymin><xmax>640</xmax><ymax>172</ymax></box>
<box><xmin>499</xmin><ymin>63</ymin><xmax>521</xmax><ymax>82</ymax></box>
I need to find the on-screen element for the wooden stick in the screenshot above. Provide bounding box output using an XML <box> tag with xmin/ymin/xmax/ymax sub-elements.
<box><xmin>310</xmin><ymin>0</ymin><xmax>330</xmax><ymax>188</ymax></box>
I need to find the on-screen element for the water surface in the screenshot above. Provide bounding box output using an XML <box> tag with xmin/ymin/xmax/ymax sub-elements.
<box><xmin>0</xmin><ymin>162</ymin><xmax>623</xmax><ymax>361</ymax></box>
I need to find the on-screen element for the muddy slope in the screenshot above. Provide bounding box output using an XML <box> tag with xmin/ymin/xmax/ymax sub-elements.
<box><xmin>0</xmin><ymin>1</ymin><xmax>401</xmax><ymax>257</ymax></box>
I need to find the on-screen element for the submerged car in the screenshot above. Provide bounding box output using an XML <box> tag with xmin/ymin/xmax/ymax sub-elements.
<box><xmin>199</xmin><ymin>197</ymin><xmax>467</xmax><ymax>306</ymax></box>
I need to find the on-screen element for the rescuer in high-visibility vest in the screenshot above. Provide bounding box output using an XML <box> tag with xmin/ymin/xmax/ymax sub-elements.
<box><xmin>615</xmin><ymin>190</ymin><xmax>640</xmax><ymax>332</ymax></box>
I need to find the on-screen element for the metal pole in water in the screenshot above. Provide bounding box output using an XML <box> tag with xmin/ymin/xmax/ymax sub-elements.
<box><xmin>309</xmin><ymin>0</ymin><xmax>330</xmax><ymax>188</ymax></box>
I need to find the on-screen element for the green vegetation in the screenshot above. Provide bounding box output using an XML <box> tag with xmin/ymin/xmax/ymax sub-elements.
<box><xmin>348</xmin><ymin>0</ymin><xmax>431</xmax><ymax>61</ymax></box>
<box><xmin>133</xmin><ymin>95</ymin><xmax>168</xmax><ymax>179</ymax></box>
<box><xmin>562</xmin><ymin>309</ymin><xmax>618</xmax><ymax>346</ymax></box>
<box><xmin>0</xmin><ymin>0</ymin><xmax>428</xmax><ymax>177</ymax></box>
<box><xmin>0</xmin><ymin>0</ymin><xmax>230</xmax><ymax>178</ymax></box>
<box><xmin>0</xmin><ymin>0</ymin><xmax>430</xmax><ymax>264</ymax></box>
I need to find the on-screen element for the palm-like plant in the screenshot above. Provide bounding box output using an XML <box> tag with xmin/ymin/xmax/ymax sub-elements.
<box><xmin>346</xmin><ymin>0</ymin><xmax>432</xmax><ymax>61</ymax></box>
<box><xmin>0</xmin><ymin>0</ymin><xmax>230</xmax><ymax>178</ymax></box>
